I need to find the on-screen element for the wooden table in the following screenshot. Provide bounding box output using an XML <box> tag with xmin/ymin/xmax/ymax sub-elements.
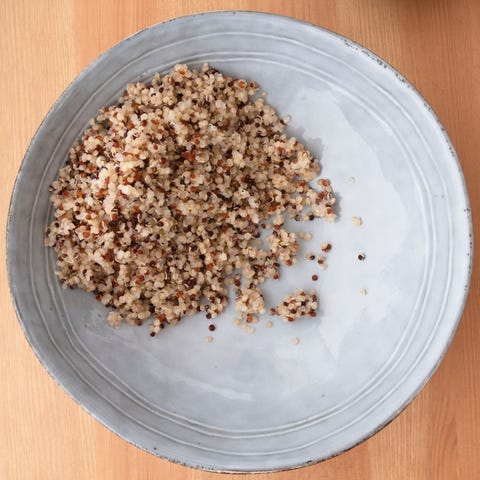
<box><xmin>1</xmin><ymin>1</ymin><xmax>479</xmax><ymax>478</ymax></box>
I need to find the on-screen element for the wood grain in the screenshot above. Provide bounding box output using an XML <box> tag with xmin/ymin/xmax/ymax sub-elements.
<box><xmin>1</xmin><ymin>0</ymin><xmax>479</xmax><ymax>478</ymax></box>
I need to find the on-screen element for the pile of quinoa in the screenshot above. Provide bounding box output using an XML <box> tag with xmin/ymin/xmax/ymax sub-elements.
<box><xmin>45</xmin><ymin>64</ymin><xmax>336</xmax><ymax>334</ymax></box>
<box><xmin>273</xmin><ymin>290</ymin><xmax>318</xmax><ymax>322</ymax></box>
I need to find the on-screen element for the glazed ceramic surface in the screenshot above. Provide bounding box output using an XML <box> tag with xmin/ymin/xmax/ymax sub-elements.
<box><xmin>6</xmin><ymin>12</ymin><xmax>472</xmax><ymax>472</ymax></box>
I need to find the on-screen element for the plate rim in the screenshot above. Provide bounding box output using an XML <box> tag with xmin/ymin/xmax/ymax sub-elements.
<box><xmin>5</xmin><ymin>10</ymin><xmax>474</xmax><ymax>473</ymax></box>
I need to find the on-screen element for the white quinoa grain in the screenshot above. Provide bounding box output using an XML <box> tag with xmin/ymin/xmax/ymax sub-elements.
<box><xmin>352</xmin><ymin>216</ymin><xmax>362</xmax><ymax>226</ymax></box>
<box><xmin>266</xmin><ymin>320</ymin><xmax>273</xmax><ymax>328</ymax></box>
<box><xmin>206</xmin><ymin>335</ymin><xmax>213</xmax><ymax>343</ymax></box>
<box><xmin>360</xmin><ymin>288</ymin><xmax>367</xmax><ymax>295</ymax></box>
<box><xmin>107</xmin><ymin>311</ymin><xmax>122</xmax><ymax>327</ymax></box>
<box><xmin>292</xmin><ymin>337</ymin><xmax>299</xmax><ymax>345</ymax></box>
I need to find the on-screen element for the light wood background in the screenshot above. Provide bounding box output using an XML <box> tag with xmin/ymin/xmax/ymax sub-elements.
<box><xmin>1</xmin><ymin>0</ymin><xmax>479</xmax><ymax>479</ymax></box>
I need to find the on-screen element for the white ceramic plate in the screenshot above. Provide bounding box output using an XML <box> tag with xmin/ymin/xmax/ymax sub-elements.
<box><xmin>6</xmin><ymin>12</ymin><xmax>472</xmax><ymax>472</ymax></box>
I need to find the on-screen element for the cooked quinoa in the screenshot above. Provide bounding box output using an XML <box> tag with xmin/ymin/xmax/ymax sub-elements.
<box><xmin>235</xmin><ymin>286</ymin><xmax>266</xmax><ymax>316</ymax></box>
<box><xmin>45</xmin><ymin>64</ymin><xmax>336</xmax><ymax>333</ymax></box>
<box><xmin>274</xmin><ymin>290</ymin><xmax>318</xmax><ymax>322</ymax></box>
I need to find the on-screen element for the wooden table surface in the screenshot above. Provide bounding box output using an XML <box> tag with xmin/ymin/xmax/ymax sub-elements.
<box><xmin>1</xmin><ymin>1</ymin><xmax>479</xmax><ymax>479</ymax></box>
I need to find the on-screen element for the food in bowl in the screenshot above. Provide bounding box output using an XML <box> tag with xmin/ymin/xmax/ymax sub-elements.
<box><xmin>45</xmin><ymin>64</ymin><xmax>336</xmax><ymax>334</ymax></box>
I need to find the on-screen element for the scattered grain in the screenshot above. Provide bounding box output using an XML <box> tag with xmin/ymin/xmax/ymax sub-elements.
<box><xmin>321</xmin><ymin>242</ymin><xmax>332</xmax><ymax>252</ymax></box>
